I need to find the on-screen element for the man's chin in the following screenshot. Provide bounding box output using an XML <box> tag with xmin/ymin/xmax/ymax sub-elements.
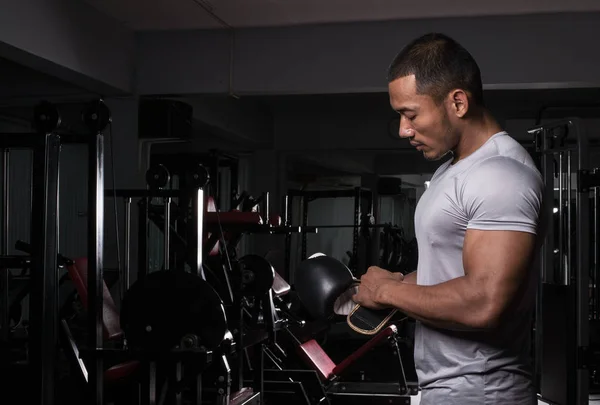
<box><xmin>423</xmin><ymin>149</ymin><xmax>451</xmax><ymax>162</ymax></box>
<box><xmin>422</xmin><ymin>151</ymin><xmax>441</xmax><ymax>161</ymax></box>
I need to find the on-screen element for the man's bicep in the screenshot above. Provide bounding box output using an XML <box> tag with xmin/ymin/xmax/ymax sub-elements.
<box><xmin>463</xmin><ymin>229</ymin><xmax>537</xmax><ymax>314</ymax></box>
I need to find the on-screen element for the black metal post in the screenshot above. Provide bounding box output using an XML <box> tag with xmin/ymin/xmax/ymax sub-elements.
<box><xmin>123</xmin><ymin>197</ymin><xmax>132</xmax><ymax>300</ymax></box>
<box><xmin>164</xmin><ymin>197</ymin><xmax>171</xmax><ymax>270</ymax></box>
<box><xmin>301</xmin><ymin>196</ymin><xmax>308</xmax><ymax>261</ymax></box>
<box><xmin>575</xmin><ymin>122</ymin><xmax>590</xmax><ymax>405</ymax></box>
<box><xmin>283</xmin><ymin>194</ymin><xmax>292</xmax><ymax>281</ymax></box>
<box><xmin>352</xmin><ymin>187</ymin><xmax>361</xmax><ymax>271</ymax></box>
<box><xmin>87</xmin><ymin>130</ymin><xmax>105</xmax><ymax>405</ymax></box>
<box><xmin>29</xmin><ymin>132</ymin><xmax>61</xmax><ymax>405</ymax></box>
<box><xmin>594</xmin><ymin>184</ymin><xmax>599</xmax><ymax>320</ymax></box>
<box><xmin>138</xmin><ymin>197</ymin><xmax>149</xmax><ymax>280</ymax></box>
<box><xmin>192</xmin><ymin>188</ymin><xmax>205</xmax><ymax>279</ymax></box>
<box><xmin>1</xmin><ymin>149</ymin><xmax>9</xmax><ymax>343</ymax></box>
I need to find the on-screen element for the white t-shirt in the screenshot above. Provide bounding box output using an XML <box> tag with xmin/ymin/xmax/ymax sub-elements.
<box><xmin>413</xmin><ymin>131</ymin><xmax>545</xmax><ymax>405</ymax></box>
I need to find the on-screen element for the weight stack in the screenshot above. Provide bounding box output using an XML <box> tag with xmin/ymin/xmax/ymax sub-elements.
<box><xmin>139</xmin><ymin>99</ymin><xmax>193</xmax><ymax>140</ymax></box>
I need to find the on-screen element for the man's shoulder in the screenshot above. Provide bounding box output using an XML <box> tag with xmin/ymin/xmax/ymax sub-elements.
<box><xmin>462</xmin><ymin>132</ymin><xmax>541</xmax><ymax>183</ymax></box>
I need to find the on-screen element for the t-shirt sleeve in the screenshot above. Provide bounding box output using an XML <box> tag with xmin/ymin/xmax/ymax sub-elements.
<box><xmin>461</xmin><ymin>157</ymin><xmax>544</xmax><ymax>234</ymax></box>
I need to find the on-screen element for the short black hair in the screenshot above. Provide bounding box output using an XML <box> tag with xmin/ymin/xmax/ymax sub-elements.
<box><xmin>387</xmin><ymin>33</ymin><xmax>484</xmax><ymax>106</ymax></box>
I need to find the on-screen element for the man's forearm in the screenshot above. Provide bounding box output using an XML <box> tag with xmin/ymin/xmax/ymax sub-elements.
<box><xmin>402</xmin><ymin>271</ymin><xmax>417</xmax><ymax>284</ymax></box>
<box><xmin>377</xmin><ymin>276</ymin><xmax>493</xmax><ymax>330</ymax></box>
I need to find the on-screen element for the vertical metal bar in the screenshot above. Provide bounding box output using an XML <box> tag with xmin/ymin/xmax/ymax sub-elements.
<box><xmin>284</xmin><ymin>195</ymin><xmax>292</xmax><ymax>282</ymax></box>
<box><xmin>566</xmin><ymin>150</ymin><xmax>572</xmax><ymax>286</ymax></box>
<box><xmin>283</xmin><ymin>195</ymin><xmax>289</xmax><ymax>227</ymax></box>
<box><xmin>1</xmin><ymin>149</ymin><xmax>9</xmax><ymax>343</ymax></box>
<box><xmin>352</xmin><ymin>187</ymin><xmax>361</xmax><ymax>272</ymax></box>
<box><xmin>149</xmin><ymin>362</ymin><xmax>157</xmax><ymax>405</ymax></box>
<box><xmin>175</xmin><ymin>362</ymin><xmax>182</xmax><ymax>405</ymax></box>
<box><xmin>29</xmin><ymin>133</ymin><xmax>61</xmax><ymax>405</ymax></box>
<box><xmin>541</xmin><ymin>140</ymin><xmax>555</xmax><ymax>284</ymax></box>
<box><xmin>219</xmin><ymin>355</ymin><xmax>232</xmax><ymax>405</ymax></box>
<box><xmin>2</xmin><ymin>149</ymin><xmax>8</xmax><ymax>253</ymax></box>
<box><xmin>301</xmin><ymin>196</ymin><xmax>308</xmax><ymax>261</ymax></box>
<box><xmin>194</xmin><ymin>188</ymin><xmax>205</xmax><ymax>279</ymax></box>
<box><xmin>164</xmin><ymin>197</ymin><xmax>171</xmax><ymax>270</ymax></box>
<box><xmin>230</xmin><ymin>160</ymin><xmax>239</xmax><ymax>213</ymax></box>
<box><xmin>122</xmin><ymin>197</ymin><xmax>131</xmax><ymax>299</ymax></box>
<box><xmin>558</xmin><ymin>152</ymin><xmax>565</xmax><ymax>284</ymax></box>
<box><xmin>575</xmin><ymin>120</ymin><xmax>590</xmax><ymax>405</ymax></box>
<box><xmin>138</xmin><ymin>197</ymin><xmax>149</xmax><ymax>281</ymax></box>
<box><xmin>87</xmin><ymin>131</ymin><xmax>104</xmax><ymax>405</ymax></box>
<box><xmin>594</xmin><ymin>184</ymin><xmax>599</xmax><ymax>320</ymax></box>
<box><xmin>195</xmin><ymin>373</ymin><xmax>202</xmax><ymax>405</ymax></box>
<box><xmin>265</xmin><ymin>191</ymin><xmax>270</xmax><ymax>225</ymax></box>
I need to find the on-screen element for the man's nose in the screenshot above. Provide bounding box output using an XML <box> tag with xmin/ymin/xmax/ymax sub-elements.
<box><xmin>398</xmin><ymin>121</ymin><xmax>414</xmax><ymax>139</ymax></box>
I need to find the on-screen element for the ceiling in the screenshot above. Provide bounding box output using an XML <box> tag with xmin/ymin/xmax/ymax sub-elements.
<box><xmin>83</xmin><ymin>0</ymin><xmax>600</xmax><ymax>30</ymax></box>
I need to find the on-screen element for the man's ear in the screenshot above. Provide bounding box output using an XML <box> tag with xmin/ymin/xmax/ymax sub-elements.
<box><xmin>449</xmin><ymin>89</ymin><xmax>469</xmax><ymax>118</ymax></box>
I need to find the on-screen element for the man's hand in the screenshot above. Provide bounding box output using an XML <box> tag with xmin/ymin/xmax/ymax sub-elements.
<box><xmin>352</xmin><ymin>266</ymin><xmax>403</xmax><ymax>310</ymax></box>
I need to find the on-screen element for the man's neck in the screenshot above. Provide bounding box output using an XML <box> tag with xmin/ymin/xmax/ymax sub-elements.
<box><xmin>452</xmin><ymin>110</ymin><xmax>502</xmax><ymax>164</ymax></box>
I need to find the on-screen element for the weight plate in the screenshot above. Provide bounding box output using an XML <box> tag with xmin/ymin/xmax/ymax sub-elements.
<box><xmin>33</xmin><ymin>101</ymin><xmax>61</xmax><ymax>134</ymax></box>
<box><xmin>238</xmin><ymin>254</ymin><xmax>275</xmax><ymax>297</ymax></box>
<box><xmin>82</xmin><ymin>99</ymin><xmax>112</xmax><ymax>133</ymax></box>
<box><xmin>146</xmin><ymin>164</ymin><xmax>171</xmax><ymax>189</ymax></box>
<box><xmin>120</xmin><ymin>270</ymin><xmax>228</xmax><ymax>351</ymax></box>
<box><xmin>190</xmin><ymin>164</ymin><xmax>210</xmax><ymax>188</ymax></box>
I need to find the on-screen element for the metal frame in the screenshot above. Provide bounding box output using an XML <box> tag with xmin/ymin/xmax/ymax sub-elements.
<box><xmin>150</xmin><ymin>150</ymin><xmax>239</xmax><ymax>212</ymax></box>
<box><xmin>528</xmin><ymin>118</ymin><xmax>592</xmax><ymax>405</ymax></box>
<box><xmin>87</xmin><ymin>128</ymin><xmax>105</xmax><ymax>405</ymax></box>
<box><xmin>106</xmin><ymin>188</ymin><xmax>206</xmax><ymax>281</ymax></box>
<box><xmin>0</xmin><ymin>131</ymin><xmax>61</xmax><ymax>405</ymax></box>
<box><xmin>284</xmin><ymin>188</ymin><xmax>373</xmax><ymax>278</ymax></box>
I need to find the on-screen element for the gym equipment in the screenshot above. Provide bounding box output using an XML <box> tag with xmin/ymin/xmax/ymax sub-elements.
<box><xmin>294</xmin><ymin>254</ymin><xmax>357</xmax><ymax>320</ymax></box>
<box><xmin>0</xmin><ymin>100</ymin><xmax>111</xmax><ymax>405</ymax></box>
<box><xmin>81</xmin><ymin>99</ymin><xmax>112</xmax><ymax>134</ymax></box>
<box><xmin>262</xmin><ymin>298</ymin><xmax>416</xmax><ymax>405</ymax></box>
<box><xmin>146</xmin><ymin>164</ymin><xmax>171</xmax><ymax>189</ymax></box>
<box><xmin>294</xmin><ymin>253</ymin><xmax>400</xmax><ymax>335</ymax></box>
<box><xmin>284</xmin><ymin>188</ymin><xmax>374</xmax><ymax>278</ymax></box>
<box><xmin>121</xmin><ymin>270</ymin><xmax>229</xmax><ymax>351</ymax></box>
<box><xmin>33</xmin><ymin>100</ymin><xmax>62</xmax><ymax>134</ymax></box>
<box><xmin>528</xmin><ymin>119</ymin><xmax>599</xmax><ymax>404</ymax></box>
<box><xmin>238</xmin><ymin>254</ymin><xmax>276</xmax><ymax>298</ymax></box>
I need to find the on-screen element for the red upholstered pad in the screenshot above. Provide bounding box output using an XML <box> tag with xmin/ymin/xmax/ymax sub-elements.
<box><xmin>331</xmin><ymin>324</ymin><xmax>397</xmax><ymax>377</ymax></box>
<box><xmin>269</xmin><ymin>215</ymin><xmax>282</xmax><ymax>227</ymax></box>
<box><xmin>297</xmin><ymin>339</ymin><xmax>337</xmax><ymax>380</ymax></box>
<box><xmin>66</xmin><ymin>258</ymin><xmax>123</xmax><ymax>340</ymax></box>
<box><xmin>104</xmin><ymin>360</ymin><xmax>140</xmax><ymax>384</ymax></box>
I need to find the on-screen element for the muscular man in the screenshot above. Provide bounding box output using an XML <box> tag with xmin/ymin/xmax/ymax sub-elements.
<box><xmin>353</xmin><ymin>33</ymin><xmax>545</xmax><ymax>404</ymax></box>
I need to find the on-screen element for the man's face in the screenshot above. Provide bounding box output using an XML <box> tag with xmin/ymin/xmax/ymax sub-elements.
<box><xmin>388</xmin><ymin>75</ymin><xmax>459</xmax><ymax>161</ymax></box>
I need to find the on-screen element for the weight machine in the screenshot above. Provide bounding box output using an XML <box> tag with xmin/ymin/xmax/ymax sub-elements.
<box><xmin>528</xmin><ymin>118</ymin><xmax>599</xmax><ymax>405</ymax></box>
<box><xmin>283</xmin><ymin>187</ymin><xmax>374</xmax><ymax>281</ymax></box>
<box><xmin>0</xmin><ymin>99</ymin><xmax>110</xmax><ymax>405</ymax></box>
<box><xmin>283</xmin><ymin>185</ymin><xmax>416</xmax><ymax>281</ymax></box>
